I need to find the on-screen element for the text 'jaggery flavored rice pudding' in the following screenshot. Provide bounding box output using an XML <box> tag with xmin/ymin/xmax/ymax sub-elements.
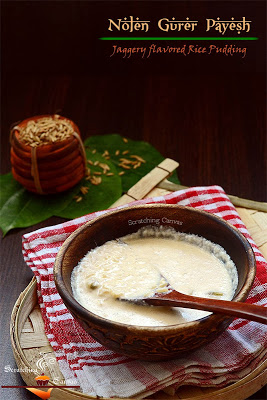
<box><xmin>71</xmin><ymin>227</ymin><xmax>238</xmax><ymax>326</ymax></box>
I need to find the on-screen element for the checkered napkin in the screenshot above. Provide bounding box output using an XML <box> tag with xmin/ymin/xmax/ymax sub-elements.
<box><xmin>22</xmin><ymin>186</ymin><xmax>267</xmax><ymax>398</ymax></box>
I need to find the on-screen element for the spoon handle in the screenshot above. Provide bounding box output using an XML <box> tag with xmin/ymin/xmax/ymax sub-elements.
<box><xmin>145</xmin><ymin>291</ymin><xmax>267</xmax><ymax>324</ymax></box>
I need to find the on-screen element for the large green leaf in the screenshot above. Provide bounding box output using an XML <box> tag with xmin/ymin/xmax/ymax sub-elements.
<box><xmin>84</xmin><ymin>134</ymin><xmax>180</xmax><ymax>192</ymax></box>
<box><xmin>0</xmin><ymin>150</ymin><xmax>121</xmax><ymax>236</ymax></box>
<box><xmin>0</xmin><ymin>173</ymin><xmax>69</xmax><ymax>235</ymax></box>
<box><xmin>0</xmin><ymin>135</ymin><xmax>180</xmax><ymax>236</ymax></box>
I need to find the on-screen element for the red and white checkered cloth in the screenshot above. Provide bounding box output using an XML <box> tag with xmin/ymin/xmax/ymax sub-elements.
<box><xmin>22</xmin><ymin>186</ymin><xmax>267</xmax><ymax>398</ymax></box>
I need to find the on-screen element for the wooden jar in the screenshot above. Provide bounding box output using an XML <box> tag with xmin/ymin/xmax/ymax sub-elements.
<box><xmin>10</xmin><ymin>115</ymin><xmax>87</xmax><ymax>194</ymax></box>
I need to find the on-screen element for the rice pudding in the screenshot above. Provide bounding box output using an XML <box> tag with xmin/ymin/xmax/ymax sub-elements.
<box><xmin>71</xmin><ymin>227</ymin><xmax>238</xmax><ymax>326</ymax></box>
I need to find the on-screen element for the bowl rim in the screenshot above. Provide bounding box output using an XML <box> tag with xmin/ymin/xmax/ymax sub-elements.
<box><xmin>54</xmin><ymin>204</ymin><xmax>256</xmax><ymax>332</ymax></box>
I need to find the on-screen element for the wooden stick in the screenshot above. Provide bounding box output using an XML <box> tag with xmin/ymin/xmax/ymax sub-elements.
<box><xmin>158</xmin><ymin>180</ymin><xmax>267</xmax><ymax>212</ymax></box>
<box><xmin>111</xmin><ymin>159</ymin><xmax>179</xmax><ymax>207</ymax></box>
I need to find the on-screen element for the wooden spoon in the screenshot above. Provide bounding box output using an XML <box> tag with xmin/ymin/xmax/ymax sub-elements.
<box><xmin>141</xmin><ymin>289</ymin><xmax>267</xmax><ymax>324</ymax></box>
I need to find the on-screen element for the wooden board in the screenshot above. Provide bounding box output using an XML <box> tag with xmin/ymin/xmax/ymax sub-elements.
<box><xmin>10</xmin><ymin>160</ymin><xmax>267</xmax><ymax>400</ymax></box>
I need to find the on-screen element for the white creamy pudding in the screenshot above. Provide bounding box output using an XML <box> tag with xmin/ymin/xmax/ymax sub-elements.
<box><xmin>71</xmin><ymin>227</ymin><xmax>238</xmax><ymax>326</ymax></box>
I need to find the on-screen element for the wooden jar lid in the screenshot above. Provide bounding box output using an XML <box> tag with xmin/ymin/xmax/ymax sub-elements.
<box><xmin>10</xmin><ymin>115</ymin><xmax>87</xmax><ymax>194</ymax></box>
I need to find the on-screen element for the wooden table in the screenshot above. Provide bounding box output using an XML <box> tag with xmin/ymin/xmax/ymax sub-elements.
<box><xmin>1</xmin><ymin>1</ymin><xmax>266</xmax><ymax>399</ymax></box>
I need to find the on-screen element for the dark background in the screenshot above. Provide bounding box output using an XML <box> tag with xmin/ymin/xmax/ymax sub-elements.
<box><xmin>1</xmin><ymin>0</ymin><xmax>266</xmax><ymax>201</ymax></box>
<box><xmin>1</xmin><ymin>1</ymin><xmax>266</xmax><ymax>399</ymax></box>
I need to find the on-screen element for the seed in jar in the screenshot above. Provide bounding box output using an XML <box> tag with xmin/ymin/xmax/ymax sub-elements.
<box><xmin>18</xmin><ymin>115</ymin><xmax>74</xmax><ymax>147</ymax></box>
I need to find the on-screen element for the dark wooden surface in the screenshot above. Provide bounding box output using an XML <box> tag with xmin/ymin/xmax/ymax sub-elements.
<box><xmin>1</xmin><ymin>1</ymin><xmax>266</xmax><ymax>399</ymax></box>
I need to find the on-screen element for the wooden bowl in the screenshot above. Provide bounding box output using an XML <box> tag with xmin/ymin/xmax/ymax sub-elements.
<box><xmin>10</xmin><ymin>114</ymin><xmax>86</xmax><ymax>194</ymax></box>
<box><xmin>54</xmin><ymin>204</ymin><xmax>256</xmax><ymax>361</ymax></box>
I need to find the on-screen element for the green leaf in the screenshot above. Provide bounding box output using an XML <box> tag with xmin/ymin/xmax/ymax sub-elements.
<box><xmin>0</xmin><ymin>151</ymin><xmax>121</xmax><ymax>235</ymax></box>
<box><xmin>0</xmin><ymin>173</ymin><xmax>64</xmax><ymax>235</ymax></box>
<box><xmin>55</xmin><ymin>150</ymin><xmax>121</xmax><ymax>219</ymax></box>
<box><xmin>84</xmin><ymin>134</ymin><xmax>180</xmax><ymax>192</ymax></box>
<box><xmin>0</xmin><ymin>135</ymin><xmax>180</xmax><ymax>236</ymax></box>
